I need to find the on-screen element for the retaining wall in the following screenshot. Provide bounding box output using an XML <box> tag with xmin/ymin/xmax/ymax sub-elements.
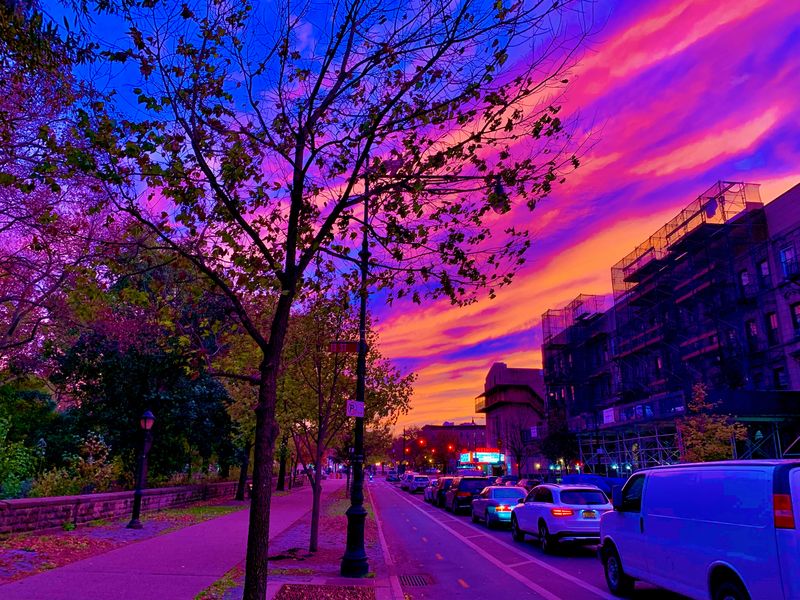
<box><xmin>0</xmin><ymin>481</ymin><xmax>240</xmax><ymax>535</ymax></box>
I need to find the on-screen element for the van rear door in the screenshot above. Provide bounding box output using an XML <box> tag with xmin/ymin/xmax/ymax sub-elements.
<box><xmin>776</xmin><ymin>465</ymin><xmax>800</xmax><ymax>600</ymax></box>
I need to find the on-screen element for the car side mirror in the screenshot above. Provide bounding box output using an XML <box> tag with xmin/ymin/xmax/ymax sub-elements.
<box><xmin>517</xmin><ymin>499</ymin><xmax>524</xmax><ymax>505</ymax></box>
<box><xmin>612</xmin><ymin>486</ymin><xmax>623</xmax><ymax>510</ymax></box>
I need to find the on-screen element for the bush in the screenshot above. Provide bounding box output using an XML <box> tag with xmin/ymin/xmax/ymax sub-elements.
<box><xmin>0</xmin><ymin>417</ymin><xmax>39</xmax><ymax>499</ymax></box>
<box><xmin>29</xmin><ymin>467</ymin><xmax>82</xmax><ymax>497</ymax></box>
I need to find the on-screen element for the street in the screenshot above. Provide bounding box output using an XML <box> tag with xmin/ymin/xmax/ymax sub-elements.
<box><xmin>369</xmin><ymin>479</ymin><xmax>686</xmax><ymax>600</ymax></box>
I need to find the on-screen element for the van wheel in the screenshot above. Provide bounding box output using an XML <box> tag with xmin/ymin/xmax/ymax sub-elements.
<box><xmin>511</xmin><ymin>516</ymin><xmax>525</xmax><ymax>542</ymax></box>
<box><xmin>603</xmin><ymin>545</ymin><xmax>634</xmax><ymax>597</ymax></box>
<box><xmin>712</xmin><ymin>577</ymin><xmax>750</xmax><ymax>600</ymax></box>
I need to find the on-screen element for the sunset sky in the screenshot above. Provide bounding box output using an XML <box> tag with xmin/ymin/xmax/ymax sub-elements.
<box><xmin>377</xmin><ymin>0</ymin><xmax>800</xmax><ymax>429</ymax></box>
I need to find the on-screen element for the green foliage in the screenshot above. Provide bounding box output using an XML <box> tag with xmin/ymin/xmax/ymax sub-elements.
<box><xmin>28</xmin><ymin>467</ymin><xmax>81</xmax><ymax>498</ymax></box>
<box><xmin>677</xmin><ymin>383</ymin><xmax>748</xmax><ymax>463</ymax></box>
<box><xmin>62</xmin><ymin>521</ymin><xmax>76</xmax><ymax>532</ymax></box>
<box><xmin>540</xmin><ymin>427</ymin><xmax>578</xmax><ymax>464</ymax></box>
<box><xmin>0</xmin><ymin>416</ymin><xmax>39</xmax><ymax>498</ymax></box>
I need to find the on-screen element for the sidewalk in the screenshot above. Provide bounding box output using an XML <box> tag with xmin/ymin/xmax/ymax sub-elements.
<box><xmin>0</xmin><ymin>478</ymin><xmax>346</xmax><ymax>600</ymax></box>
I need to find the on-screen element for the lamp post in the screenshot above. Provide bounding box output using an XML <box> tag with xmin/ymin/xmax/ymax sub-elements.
<box><xmin>127</xmin><ymin>410</ymin><xmax>155</xmax><ymax>529</ymax></box>
<box><xmin>339</xmin><ymin>167</ymin><xmax>507</xmax><ymax>577</ymax></box>
<box><xmin>340</xmin><ymin>180</ymin><xmax>372</xmax><ymax>578</ymax></box>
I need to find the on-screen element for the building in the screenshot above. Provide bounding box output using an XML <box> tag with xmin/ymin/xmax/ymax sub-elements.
<box><xmin>475</xmin><ymin>362</ymin><xmax>547</xmax><ymax>475</ymax></box>
<box><xmin>420</xmin><ymin>421</ymin><xmax>486</xmax><ymax>453</ymax></box>
<box><xmin>542</xmin><ymin>181</ymin><xmax>800</xmax><ymax>472</ymax></box>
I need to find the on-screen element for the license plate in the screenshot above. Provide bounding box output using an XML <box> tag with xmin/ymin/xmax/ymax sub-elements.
<box><xmin>582</xmin><ymin>510</ymin><xmax>597</xmax><ymax>519</ymax></box>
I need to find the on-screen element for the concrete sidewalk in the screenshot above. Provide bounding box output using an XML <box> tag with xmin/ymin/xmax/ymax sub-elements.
<box><xmin>0</xmin><ymin>478</ymin><xmax>346</xmax><ymax>600</ymax></box>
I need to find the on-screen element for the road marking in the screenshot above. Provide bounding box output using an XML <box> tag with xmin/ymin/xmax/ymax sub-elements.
<box><xmin>387</xmin><ymin>485</ymin><xmax>616</xmax><ymax>600</ymax></box>
<box><xmin>421</xmin><ymin>536</ymin><xmax>428</xmax><ymax>542</ymax></box>
<box><xmin>457</xmin><ymin>578</ymin><xmax>470</xmax><ymax>589</ymax></box>
<box><xmin>464</xmin><ymin>534</ymin><xmax>484</xmax><ymax>539</ymax></box>
<box><xmin>508</xmin><ymin>560</ymin><xmax>533</xmax><ymax>568</ymax></box>
<box><xmin>366</xmin><ymin>484</ymin><xmax>406</xmax><ymax>600</ymax></box>
<box><xmin>435</xmin><ymin>553</ymin><xmax>444</xmax><ymax>561</ymax></box>
<box><xmin>412</xmin><ymin>526</ymin><xmax>418</xmax><ymax>531</ymax></box>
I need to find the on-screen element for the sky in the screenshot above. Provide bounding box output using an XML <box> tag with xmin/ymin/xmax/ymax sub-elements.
<box><xmin>377</xmin><ymin>0</ymin><xmax>800</xmax><ymax>429</ymax></box>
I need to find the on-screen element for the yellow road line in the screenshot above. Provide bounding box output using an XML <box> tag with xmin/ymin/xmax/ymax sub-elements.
<box><xmin>457</xmin><ymin>578</ymin><xmax>470</xmax><ymax>589</ymax></box>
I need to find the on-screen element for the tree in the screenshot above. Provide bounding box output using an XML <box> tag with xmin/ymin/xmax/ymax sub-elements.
<box><xmin>281</xmin><ymin>294</ymin><xmax>412</xmax><ymax>551</ymax></box>
<box><xmin>500</xmin><ymin>415</ymin><xmax>535</xmax><ymax>476</ymax></box>
<box><xmin>59</xmin><ymin>1</ymin><xmax>592</xmax><ymax>595</ymax></box>
<box><xmin>677</xmin><ymin>383</ymin><xmax>747</xmax><ymax>463</ymax></box>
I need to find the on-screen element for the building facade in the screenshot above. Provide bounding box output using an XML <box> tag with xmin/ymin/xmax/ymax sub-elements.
<box><xmin>475</xmin><ymin>362</ymin><xmax>547</xmax><ymax>475</ymax></box>
<box><xmin>542</xmin><ymin>181</ymin><xmax>800</xmax><ymax>471</ymax></box>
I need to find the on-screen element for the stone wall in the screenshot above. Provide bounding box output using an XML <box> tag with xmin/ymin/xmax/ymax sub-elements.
<box><xmin>0</xmin><ymin>481</ymin><xmax>240</xmax><ymax>535</ymax></box>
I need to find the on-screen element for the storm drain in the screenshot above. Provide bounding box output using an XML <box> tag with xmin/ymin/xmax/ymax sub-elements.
<box><xmin>398</xmin><ymin>574</ymin><xmax>432</xmax><ymax>587</ymax></box>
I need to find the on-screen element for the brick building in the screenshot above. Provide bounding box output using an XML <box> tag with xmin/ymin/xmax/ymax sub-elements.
<box><xmin>542</xmin><ymin>181</ymin><xmax>800</xmax><ymax>471</ymax></box>
<box><xmin>475</xmin><ymin>362</ymin><xmax>546</xmax><ymax>475</ymax></box>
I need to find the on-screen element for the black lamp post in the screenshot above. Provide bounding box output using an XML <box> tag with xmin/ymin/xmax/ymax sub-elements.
<box><xmin>339</xmin><ymin>167</ymin><xmax>507</xmax><ymax>577</ymax></box>
<box><xmin>127</xmin><ymin>410</ymin><xmax>155</xmax><ymax>529</ymax></box>
<box><xmin>340</xmin><ymin>180</ymin><xmax>371</xmax><ymax>578</ymax></box>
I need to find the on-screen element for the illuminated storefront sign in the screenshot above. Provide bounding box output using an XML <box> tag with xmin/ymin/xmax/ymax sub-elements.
<box><xmin>459</xmin><ymin>450</ymin><xmax>505</xmax><ymax>464</ymax></box>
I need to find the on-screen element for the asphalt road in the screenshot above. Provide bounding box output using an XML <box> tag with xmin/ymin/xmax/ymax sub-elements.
<box><xmin>369</xmin><ymin>479</ymin><xmax>687</xmax><ymax>600</ymax></box>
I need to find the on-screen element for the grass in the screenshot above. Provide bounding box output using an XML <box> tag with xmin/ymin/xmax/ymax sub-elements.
<box><xmin>194</xmin><ymin>565</ymin><xmax>244</xmax><ymax>600</ymax></box>
<box><xmin>269</xmin><ymin>567</ymin><xmax>314</xmax><ymax>576</ymax></box>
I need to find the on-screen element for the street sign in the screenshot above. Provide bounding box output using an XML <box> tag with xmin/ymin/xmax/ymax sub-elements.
<box><xmin>346</xmin><ymin>400</ymin><xmax>365</xmax><ymax>418</ymax></box>
<box><xmin>329</xmin><ymin>340</ymin><xmax>359</xmax><ymax>353</ymax></box>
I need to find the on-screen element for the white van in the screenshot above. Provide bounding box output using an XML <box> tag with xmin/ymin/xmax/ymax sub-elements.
<box><xmin>599</xmin><ymin>460</ymin><xmax>800</xmax><ymax>600</ymax></box>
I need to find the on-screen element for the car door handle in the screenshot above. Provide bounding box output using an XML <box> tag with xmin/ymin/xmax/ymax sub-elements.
<box><xmin>639</xmin><ymin>516</ymin><xmax>644</xmax><ymax>534</ymax></box>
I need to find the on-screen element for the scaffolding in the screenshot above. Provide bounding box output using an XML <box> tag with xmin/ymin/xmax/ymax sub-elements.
<box><xmin>578</xmin><ymin>424</ymin><xmax>681</xmax><ymax>473</ymax></box>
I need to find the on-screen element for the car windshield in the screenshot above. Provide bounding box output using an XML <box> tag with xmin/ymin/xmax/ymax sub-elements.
<box><xmin>460</xmin><ymin>478</ymin><xmax>490</xmax><ymax>492</ymax></box>
<box><xmin>415</xmin><ymin>476</ymin><xmax>429</xmax><ymax>481</ymax></box>
<box><xmin>492</xmin><ymin>488</ymin><xmax>526</xmax><ymax>499</ymax></box>
<box><xmin>441</xmin><ymin>480</ymin><xmax>453</xmax><ymax>489</ymax></box>
<box><xmin>560</xmin><ymin>490</ymin><xmax>608</xmax><ymax>505</ymax></box>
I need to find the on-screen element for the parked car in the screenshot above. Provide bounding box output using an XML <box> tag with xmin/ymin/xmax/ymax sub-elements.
<box><xmin>517</xmin><ymin>478</ymin><xmax>542</xmax><ymax>491</ymax></box>
<box><xmin>511</xmin><ymin>484</ymin><xmax>612</xmax><ymax>553</ymax></box>
<box><xmin>423</xmin><ymin>478</ymin><xmax>439</xmax><ymax>502</ymax></box>
<box><xmin>399</xmin><ymin>472</ymin><xmax>416</xmax><ymax>491</ymax></box>
<box><xmin>599</xmin><ymin>460</ymin><xmax>800</xmax><ymax>600</ymax></box>
<box><xmin>444</xmin><ymin>476</ymin><xmax>492</xmax><ymax>514</ymax></box>
<box><xmin>494</xmin><ymin>475</ymin><xmax>519</xmax><ymax>486</ymax></box>
<box><xmin>471</xmin><ymin>486</ymin><xmax>527</xmax><ymax>528</ymax></box>
<box><xmin>386</xmin><ymin>472</ymin><xmax>400</xmax><ymax>483</ymax></box>
<box><xmin>408</xmin><ymin>474</ymin><xmax>430</xmax><ymax>493</ymax></box>
<box><xmin>433</xmin><ymin>476</ymin><xmax>455</xmax><ymax>507</ymax></box>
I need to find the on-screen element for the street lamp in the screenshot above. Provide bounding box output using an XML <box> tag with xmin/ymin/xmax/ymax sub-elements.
<box><xmin>339</xmin><ymin>165</ymin><xmax>507</xmax><ymax>578</ymax></box>
<box><xmin>127</xmin><ymin>410</ymin><xmax>155</xmax><ymax>529</ymax></box>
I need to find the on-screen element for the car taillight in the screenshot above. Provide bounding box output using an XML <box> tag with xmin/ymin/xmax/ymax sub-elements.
<box><xmin>457</xmin><ymin>491</ymin><xmax>471</xmax><ymax>498</ymax></box>
<box><xmin>551</xmin><ymin>508</ymin><xmax>574</xmax><ymax>517</ymax></box>
<box><xmin>496</xmin><ymin>504</ymin><xmax>510</xmax><ymax>512</ymax></box>
<box><xmin>774</xmin><ymin>494</ymin><xmax>796</xmax><ymax>529</ymax></box>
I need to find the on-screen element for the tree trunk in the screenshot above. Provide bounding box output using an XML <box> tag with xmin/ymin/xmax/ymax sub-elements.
<box><xmin>235</xmin><ymin>440</ymin><xmax>253</xmax><ymax>501</ymax></box>
<box><xmin>346</xmin><ymin>465</ymin><xmax>351</xmax><ymax>493</ymax></box>
<box><xmin>308</xmin><ymin>443</ymin><xmax>325</xmax><ymax>552</ymax></box>
<box><xmin>276</xmin><ymin>435</ymin><xmax>288</xmax><ymax>492</ymax></box>
<box><xmin>242</xmin><ymin>293</ymin><xmax>292</xmax><ymax>600</ymax></box>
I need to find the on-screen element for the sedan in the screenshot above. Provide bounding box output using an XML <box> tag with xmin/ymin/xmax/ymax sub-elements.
<box><xmin>511</xmin><ymin>484</ymin><xmax>613</xmax><ymax>553</ymax></box>
<box><xmin>471</xmin><ymin>486</ymin><xmax>526</xmax><ymax>528</ymax></box>
<box><xmin>423</xmin><ymin>478</ymin><xmax>439</xmax><ymax>503</ymax></box>
<box><xmin>408</xmin><ymin>474</ymin><xmax>430</xmax><ymax>493</ymax></box>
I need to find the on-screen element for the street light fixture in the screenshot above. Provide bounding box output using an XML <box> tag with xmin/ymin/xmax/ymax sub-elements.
<box><xmin>127</xmin><ymin>410</ymin><xmax>155</xmax><ymax>529</ymax></box>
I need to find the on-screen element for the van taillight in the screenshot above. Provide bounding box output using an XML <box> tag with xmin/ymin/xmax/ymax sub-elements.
<box><xmin>774</xmin><ymin>494</ymin><xmax>795</xmax><ymax>529</ymax></box>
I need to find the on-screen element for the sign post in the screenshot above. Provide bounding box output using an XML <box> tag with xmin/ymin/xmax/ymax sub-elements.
<box><xmin>346</xmin><ymin>400</ymin><xmax>365</xmax><ymax>418</ymax></box>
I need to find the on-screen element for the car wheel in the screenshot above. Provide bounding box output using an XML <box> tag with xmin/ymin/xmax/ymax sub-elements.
<box><xmin>712</xmin><ymin>577</ymin><xmax>750</xmax><ymax>600</ymax></box>
<box><xmin>538</xmin><ymin>521</ymin><xmax>557</xmax><ymax>554</ymax></box>
<box><xmin>471</xmin><ymin>510</ymin><xmax>479</xmax><ymax>523</ymax></box>
<box><xmin>603</xmin><ymin>545</ymin><xmax>634</xmax><ymax>597</ymax></box>
<box><xmin>511</xmin><ymin>515</ymin><xmax>525</xmax><ymax>542</ymax></box>
<box><xmin>486</xmin><ymin>513</ymin><xmax>495</xmax><ymax>529</ymax></box>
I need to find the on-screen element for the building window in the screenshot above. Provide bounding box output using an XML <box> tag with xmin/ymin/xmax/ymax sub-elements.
<box><xmin>746</xmin><ymin>319</ymin><xmax>758</xmax><ymax>340</ymax></box>
<box><xmin>773</xmin><ymin>367</ymin><xmax>788</xmax><ymax>390</ymax></box>
<box><xmin>653</xmin><ymin>355</ymin><xmax>663</xmax><ymax>379</ymax></box>
<box><xmin>739</xmin><ymin>270</ymin><xmax>750</xmax><ymax>287</ymax></box>
<box><xmin>780</xmin><ymin>245</ymin><xmax>798</xmax><ymax>278</ymax></box>
<box><xmin>758</xmin><ymin>260</ymin><xmax>770</xmax><ymax>287</ymax></box>
<box><xmin>766</xmin><ymin>312</ymin><xmax>779</xmax><ymax>345</ymax></box>
<box><xmin>793</xmin><ymin>303</ymin><xmax>800</xmax><ymax>336</ymax></box>
<box><xmin>753</xmin><ymin>371</ymin><xmax>764</xmax><ymax>390</ymax></box>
